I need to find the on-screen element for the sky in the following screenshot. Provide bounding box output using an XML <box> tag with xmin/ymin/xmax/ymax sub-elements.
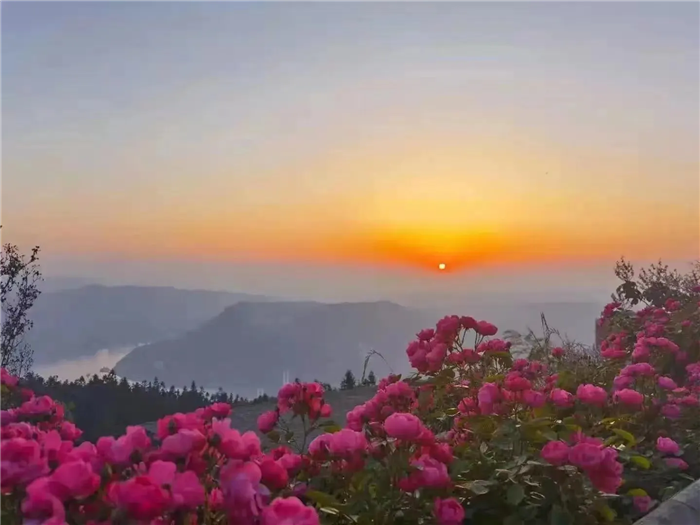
<box><xmin>2</xmin><ymin>2</ymin><xmax>699</xmax><ymax>302</ymax></box>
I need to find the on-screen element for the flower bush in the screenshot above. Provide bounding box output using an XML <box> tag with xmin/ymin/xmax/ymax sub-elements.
<box><xmin>2</xmin><ymin>286</ymin><xmax>700</xmax><ymax>525</ymax></box>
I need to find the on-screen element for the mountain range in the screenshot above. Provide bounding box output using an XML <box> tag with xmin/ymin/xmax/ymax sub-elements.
<box><xmin>27</xmin><ymin>282</ymin><xmax>604</xmax><ymax>397</ymax></box>
<box><xmin>27</xmin><ymin>285</ymin><xmax>271</xmax><ymax>365</ymax></box>
<box><xmin>113</xmin><ymin>300</ymin><xmax>431</xmax><ymax>397</ymax></box>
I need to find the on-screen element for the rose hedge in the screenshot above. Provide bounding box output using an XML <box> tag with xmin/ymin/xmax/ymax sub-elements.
<box><xmin>2</xmin><ymin>290</ymin><xmax>700</xmax><ymax>525</ymax></box>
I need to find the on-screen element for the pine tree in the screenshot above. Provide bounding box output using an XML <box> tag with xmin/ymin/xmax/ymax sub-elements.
<box><xmin>340</xmin><ymin>369</ymin><xmax>356</xmax><ymax>390</ymax></box>
<box><xmin>367</xmin><ymin>370</ymin><xmax>377</xmax><ymax>386</ymax></box>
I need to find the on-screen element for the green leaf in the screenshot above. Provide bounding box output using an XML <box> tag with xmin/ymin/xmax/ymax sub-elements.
<box><xmin>549</xmin><ymin>505</ymin><xmax>573</xmax><ymax>525</ymax></box>
<box><xmin>627</xmin><ymin>488</ymin><xmax>648</xmax><ymax>497</ymax></box>
<box><xmin>266</xmin><ymin>430</ymin><xmax>280</xmax><ymax>443</ymax></box>
<box><xmin>507</xmin><ymin>483</ymin><xmax>526</xmax><ymax>506</ymax></box>
<box><xmin>449</xmin><ymin>459</ymin><xmax>470</xmax><ymax>476</ymax></box>
<box><xmin>460</xmin><ymin>480</ymin><xmax>491</xmax><ymax>495</ymax></box>
<box><xmin>597</xmin><ymin>504</ymin><xmax>617</xmax><ymax>522</ymax></box>
<box><xmin>630</xmin><ymin>455</ymin><xmax>651</xmax><ymax>470</ymax></box>
<box><xmin>305</xmin><ymin>490</ymin><xmax>340</xmax><ymax>508</ymax></box>
<box><xmin>539</xmin><ymin>430</ymin><xmax>559</xmax><ymax>442</ymax></box>
<box><xmin>320</xmin><ymin>423</ymin><xmax>342</xmax><ymax>434</ymax></box>
<box><xmin>612</xmin><ymin>428</ymin><xmax>636</xmax><ymax>447</ymax></box>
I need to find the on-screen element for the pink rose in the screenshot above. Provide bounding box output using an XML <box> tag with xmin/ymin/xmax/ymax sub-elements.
<box><xmin>383</xmin><ymin>413</ymin><xmax>423</xmax><ymax>441</ymax></box>
<box><xmin>664</xmin><ymin>457</ymin><xmax>688</xmax><ymax>470</ymax></box>
<box><xmin>634</xmin><ymin>495</ymin><xmax>653</xmax><ymax>513</ymax></box>
<box><xmin>657</xmin><ymin>376</ymin><xmax>678</xmax><ymax>390</ymax></box>
<box><xmin>49</xmin><ymin>460</ymin><xmax>100</xmax><ymax>501</ymax></box>
<box><xmin>661</xmin><ymin>403</ymin><xmax>682</xmax><ymax>419</ymax></box>
<box><xmin>550</xmin><ymin>388</ymin><xmax>575</xmax><ymax>408</ymax></box>
<box><xmin>261</xmin><ymin>497</ymin><xmax>319</xmax><ymax>525</ymax></box>
<box><xmin>656</xmin><ymin>437</ymin><xmax>680</xmax><ymax>456</ymax></box>
<box><xmin>541</xmin><ymin>441</ymin><xmax>570</xmax><ymax>466</ymax></box>
<box><xmin>257</xmin><ymin>411</ymin><xmax>279</xmax><ymax>434</ymax></box>
<box><xmin>434</xmin><ymin>497</ymin><xmax>465</xmax><ymax>525</ymax></box>
<box><xmin>568</xmin><ymin>443</ymin><xmax>603</xmax><ymax>470</ymax></box>
<box><xmin>576</xmin><ymin>384</ymin><xmax>607</xmax><ymax>407</ymax></box>
<box><xmin>613</xmin><ymin>389</ymin><xmax>644</xmax><ymax>407</ymax></box>
<box><xmin>475</xmin><ymin>321</ymin><xmax>498</xmax><ymax>336</ymax></box>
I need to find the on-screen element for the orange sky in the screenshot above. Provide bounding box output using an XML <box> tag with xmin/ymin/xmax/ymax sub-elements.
<box><xmin>3</xmin><ymin>3</ymin><xmax>698</xmax><ymax>276</ymax></box>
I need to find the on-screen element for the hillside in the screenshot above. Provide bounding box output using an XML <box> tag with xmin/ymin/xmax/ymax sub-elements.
<box><xmin>27</xmin><ymin>285</ymin><xmax>271</xmax><ymax>365</ymax></box>
<box><xmin>113</xmin><ymin>301</ymin><xmax>433</xmax><ymax>397</ymax></box>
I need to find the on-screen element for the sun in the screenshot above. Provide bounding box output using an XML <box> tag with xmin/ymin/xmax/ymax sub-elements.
<box><xmin>438</xmin><ymin>262</ymin><xmax>446</xmax><ymax>271</ymax></box>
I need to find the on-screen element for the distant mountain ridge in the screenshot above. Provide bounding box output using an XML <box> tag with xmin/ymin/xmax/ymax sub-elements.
<box><xmin>28</xmin><ymin>285</ymin><xmax>272</xmax><ymax>365</ymax></box>
<box><xmin>113</xmin><ymin>300</ymin><xmax>433</xmax><ymax>397</ymax></box>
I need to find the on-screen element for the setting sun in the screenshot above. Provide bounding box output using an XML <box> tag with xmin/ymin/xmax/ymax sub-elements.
<box><xmin>438</xmin><ymin>263</ymin><xmax>446</xmax><ymax>271</ymax></box>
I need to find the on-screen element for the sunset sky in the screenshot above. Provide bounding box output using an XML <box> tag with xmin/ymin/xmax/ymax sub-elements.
<box><xmin>2</xmin><ymin>2</ymin><xmax>698</xmax><ymax>300</ymax></box>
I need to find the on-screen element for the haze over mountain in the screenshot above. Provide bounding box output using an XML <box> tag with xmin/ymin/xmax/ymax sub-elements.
<box><xmin>111</xmin><ymin>298</ymin><xmax>604</xmax><ymax>397</ymax></box>
<box><xmin>27</xmin><ymin>285</ymin><xmax>272</xmax><ymax>365</ymax></box>
<box><xmin>113</xmin><ymin>300</ymin><xmax>433</xmax><ymax>396</ymax></box>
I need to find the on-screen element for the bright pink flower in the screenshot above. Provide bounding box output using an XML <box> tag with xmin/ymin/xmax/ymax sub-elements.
<box><xmin>161</xmin><ymin>429</ymin><xmax>206</xmax><ymax>458</ymax></box>
<box><xmin>308</xmin><ymin>434</ymin><xmax>333</xmax><ymax>460</ymax></box>
<box><xmin>475</xmin><ymin>320</ymin><xmax>498</xmax><ymax>336</ymax></box>
<box><xmin>204</xmin><ymin>402</ymin><xmax>232</xmax><ymax>420</ymax></box>
<box><xmin>1</xmin><ymin>368</ymin><xmax>18</xmax><ymax>388</ymax></box>
<box><xmin>434</xmin><ymin>497</ymin><xmax>465</xmax><ymax>525</ymax></box>
<box><xmin>477</xmin><ymin>383</ymin><xmax>501</xmax><ymax>414</ymax></box>
<box><xmin>656</xmin><ymin>437</ymin><xmax>680</xmax><ymax>455</ymax></box>
<box><xmin>661</xmin><ymin>403</ymin><xmax>682</xmax><ymax>419</ymax></box>
<box><xmin>1</xmin><ymin>438</ymin><xmax>49</xmax><ymax>489</ymax></box>
<box><xmin>259</xmin><ymin>456</ymin><xmax>289</xmax><ymax>490</ymax></box>
<box><xmin>400</xmin><ymin>455</ymin><xmax>450</xmax><ymax>492</ymax></box>
<box><xmin>59</xmin><ymin>421</ymin><xmax>83</xmax><ymax>441</ymax></box>
<box><xmin>96</xmin><ymin>426</ymin><xmax>151</xmax><ymax>466</ymax></box>
<box><xmin>171</xmin><ymin>470</ymin><xmax>205</xmax><ymax>509</ymax></box>
<box><xmin>0</xmin><ymin>409</ymin><xmax>18</xmax><ymax>427</ymax></box>
<box><xmin>523</xmin><ymin>389</ymin><xmax>546</xmax><ymax>408</ymax></box>
<box><xmin>383</xmin><ymin>413</ymin><xmax>423</xmax><ymax>440</ymax></box>
<box><xmin>614</xmin><ymin>389</ymin><xmax>644</xmax><ymax>407</ymax></box>
<box><xmin>505</xmin><ymin>372</ymin><xmax>531</xmax><ymax>392</ymax></box>
<box><xmin>425</xmin><ymin>442</ymin><xmax>454</xmax><ymax>464</ymax></box>
<box><xmin>551</xmin><ymin>347</ymin><xmax>564</xmax><ymax>358</ymax></box>
<box><xmin>277</xmin><ymin>452</ymin><xmax>303</xmax><ymax>475</ymax></box>
<box><xmin>541</xmin><ymin>441</ymin><xmax>570</xmax><ymax>466</ymax></box>
<box><xmin>21</xmin><ymin>477</ymin><xmax>65</xmax><ymax>524</ymax></box>
<box><xmin>346</xmin><ymin>405</ymin><xmax>365</xmax><ymax>431</ymax></box>
<box><xmin>18</xmin><ymin>396</ymin><xmax>55</xmax><ymax>417</ymax></box>
<box><xmin>664</xmin><ymin>457</ymin><xmax>688</xmax><ymax>470</ymax></box>
<box><xmin>329</xmin><ymin>429</ymin><xmax>368</xmax><ymax>458</ymax></box>
<box><xmin>211</xmin><ymin>418</ymin><xmax>262</xmax><ymax>460</ymax></box>
<box><xmin>613</xmin><ymin>375</ymin><xmax>634</xmax><ymax>390</ymax></box>
<box><xmin>49</xmin><ymin>460</ymin><xmax>100</xmax><ymax>501</ymax></box>
<box><xmin>257</xmin><ymin>410</ymin><xmax>279</xmax><ymax>433</ymax></box>
<box><xmin>156</xmin><ymin>412</ymin><xmax>202</xmax><ymax>439</ymax></box>
<box><xmin>109</xmin><ymin>475</ymin><xmax>170</xmax><ymax>520</ymax></box>
<box><xmin>568</xmin><ymin>443</ymin><xmax>603</xmax><ymax>470</ymax></box>
<box><xmin>417</xmin><ymin>328</ymin><xmax>435</xmax><ymax>341</ymax></box>
<box><xmin>550</xmin><ymin>388</ymin><xmax>575</xmax><ymax>408</ymax></box>
<box><xmin>634</xmin><ymin>495</ymin><xmax>653</xmax><ymax>513</ymax></box>
<box><xmin>260</xmin><ymin>497</ymin><xmax>320</xmax><ymax>525</ymax></box>
<box><xmin>220</xmin><ymin>460</ymin><xmax>269</xmax><ymax>523</ymax></box>
<box><xmin>576</xmin><ymin>384</ymin><xmax>607</xmax><ymax>407</ymax></box>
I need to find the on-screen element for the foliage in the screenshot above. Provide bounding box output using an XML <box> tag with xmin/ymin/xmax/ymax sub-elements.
<box><xmin>19</xmin><ymin>371</ymin><xmax>272</xmax><ymax>442</ymax></box>
<box><xmin>1</xmin><ymin>235</ymin><xmax>42</xmax><ymax>376</ymax></box>
<box><xmin>1</xmin><ymin>259</ymin><xmax>700</xmax><ymax>525</ymax></box>
<box><xmin>363</xmin><ymin>370</ymin><xmax>377</xmax><ymax>387</ymax></box>
<box><xmin>340</xmin><ymin>369</ymin><xmax>357</xmax><ymax>390</ymax></box>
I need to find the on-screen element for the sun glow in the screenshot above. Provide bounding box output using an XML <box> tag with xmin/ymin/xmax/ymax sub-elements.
<box><xmin>438</xmin><ymin>263</ymin><xmax>446</xmax><ymax>271</ymax></box>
